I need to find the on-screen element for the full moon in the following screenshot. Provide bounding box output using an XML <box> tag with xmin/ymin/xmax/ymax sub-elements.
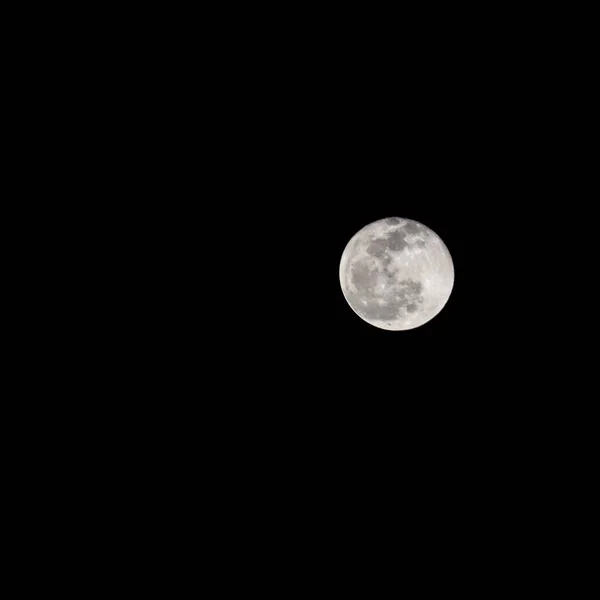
<box><xmin>339</xmin><ymin>217</ymin><xmax>454</xmax><ymax>330</ymax></box>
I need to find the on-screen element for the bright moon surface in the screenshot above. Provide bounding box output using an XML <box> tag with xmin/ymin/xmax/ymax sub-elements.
<box><xmin>339</xmin><ymin>217</ymin><xmax>454</xmax><ymax>330</ymax></box>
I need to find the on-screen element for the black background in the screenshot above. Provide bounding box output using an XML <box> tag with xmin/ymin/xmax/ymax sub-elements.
<box><xmin>186</xmin><ymin>25</ymin><xmax>558</xmax><ymax>398</ymax></box>
<box><xmin>8</xmin><ymin>4</ymin><xmax>595</xmax><ymax>586</ymax></box>
<box><xmin>92</xmin><ymin>7</ymin><xmax>594</xmax><ymax>564</ymax></box>
<box><xmin>146</xmin><ymin>11</ymin><xmax>592</xmax><ymax>472</ymax></box>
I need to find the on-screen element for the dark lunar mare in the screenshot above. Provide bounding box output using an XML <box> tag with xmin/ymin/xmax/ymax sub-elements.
<box><xmin>366</xmin><ymin>240</ymin><xmax>386</xmax><ymax>257</ymax></box>
<box><xmin>402</xmin><ymin>221</ymin><xmax>422</xmax><ymax>235</ymax></box>
<box><xmin>351</xmin><ymin>261</ymin><xmax>378</xmax><ymax>292</ymax></box>
<box><xmin>366</xmin><ymin>241</ymin><xmax>393</xmax><ymax>271</ymax></box>
<box><xmin>398</xmin><ymin>279</ymin><xmax>423</xmax><ymax>296</ymax></box>
<box><xmin>386</xmin><ymin>229</ymin><xmax>409</xmax><ymax>252</ymax></box>
<box><xmin>366</xmin><ymin>220</ymin><xmax>427</xmax><ymax>259</ymax></box>
<box><xmin>347</xmin><ymin>270</ymin><xmax>424</xmax><ymax>322</ymax></box>
<box><xmin>390</xmin><ymin>279</ymin><xmax>424</xmax><ymax>310</ymax></box>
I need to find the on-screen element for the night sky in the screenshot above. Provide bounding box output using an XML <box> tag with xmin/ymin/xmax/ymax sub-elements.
<box><xmin>133</xmin><ymin>10</ymin><xmax>590</xmax><ymax>560</ymax></box>
<box><xmin>170</xmin><ymin>16</ymin><xmax>581</xmax><ymax>457</ymax></box>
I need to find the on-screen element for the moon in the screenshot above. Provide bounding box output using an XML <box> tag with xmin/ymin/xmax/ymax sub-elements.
<box><xmin>339</xmin><ymin>217</ymin><xmax>454</xmax><ymax>330</ymax></box>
